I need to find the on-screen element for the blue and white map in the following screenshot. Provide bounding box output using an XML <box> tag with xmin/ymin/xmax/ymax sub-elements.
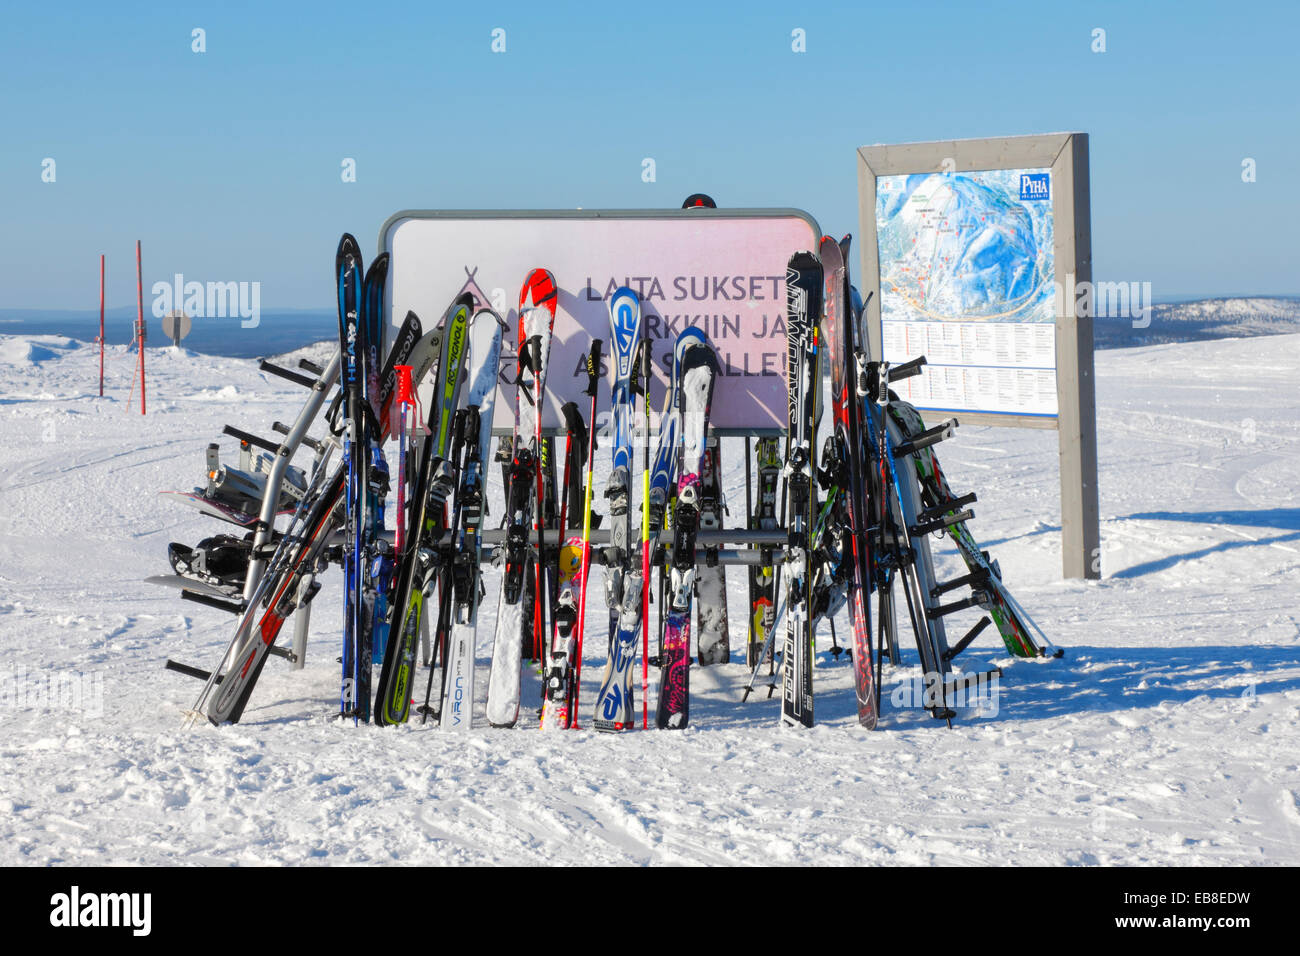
<box><xmin>877</xmin><ymin>170</ymin><xmax>1054</xmax><ymax>324</ymax></box>
<box><xmin>876</xmin><ymin>168</ymin><xmax>1059</xmax><ymax>418</ymax></box>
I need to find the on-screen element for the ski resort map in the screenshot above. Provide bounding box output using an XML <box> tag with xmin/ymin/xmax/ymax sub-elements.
<box><xmin>877</xmin><ymin>169</ymin><xmax>1058</xmax><ymax>418</ymax></box>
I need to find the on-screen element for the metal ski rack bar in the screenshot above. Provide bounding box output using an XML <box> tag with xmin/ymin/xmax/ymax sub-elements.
<box><xmin>242</xmin><ymin>351</ymin><xmax>340</xmax><ymax>605</ymax></box>
<box><xmin>259</xmin><ymin>358</ymin><xmax>319</xmax><ymax>389</ymax></box>
<box><xmin>222</xmin><ymin>424</ymin><xmax>280</xmax><ymax>455</ymax></box>
<box><xmin>892</xmin><ymin>419</ymin><xmax>957</xmax><ymax>459</ymax></box>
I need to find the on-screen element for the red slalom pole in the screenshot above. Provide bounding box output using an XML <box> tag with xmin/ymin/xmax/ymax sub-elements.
<box><xmin>98</xmin><ymin>255</ymin><xmax>105</xmax><ymax>397</ymax></box>
<box><xmin>135</xmin><ymin>240</ymin><xmax>146</xmax><ymax>415</ymax></box>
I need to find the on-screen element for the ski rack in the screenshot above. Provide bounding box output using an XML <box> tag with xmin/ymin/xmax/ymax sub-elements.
<box><xmin>151</xmin><ymin>323</ymin><xmax>1058</xmax><ymax>727</ymax></box>
<box><xmin>159</xmin><ymin>350</ymin><xmax>341</xmax><ymax>683</ymax></box>
<box><xmin>479</xmin><ymin>529</ymin><xmax>780</xmax><ymax>567</ymax></box>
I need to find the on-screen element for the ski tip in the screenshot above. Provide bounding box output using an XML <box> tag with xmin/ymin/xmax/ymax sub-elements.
<box><xmin>673</xmin><ymin>325</ymin><xmax>709</xmax><ymax>351</ymax></box>
<box><xmin>520</xmin><ymin>269</ymin><xmax>559</xmax><ymax>313</ymax></box>
<box><xmin>818</xmin><ymin>235</ymin><xmax>845</xmax><ymax>265</ymax></box>
<box><xmin>336</xmin><ymin>233</ymin><xmax>362</xmax><ymax>267</ymax></box>
<box><xmin>364</xmin><ymin>252</ymin><xmax>390</xmax><ymax>285</ymax></box>
<box><xmin>473</xmin><ymin>306</ymin><xmax>509</xmax><ymax>331</ymax></box>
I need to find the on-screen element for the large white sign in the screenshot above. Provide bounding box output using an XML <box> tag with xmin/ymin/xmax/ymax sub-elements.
<box><xmin>382</xmin><ymin>210</ymin><xmax>820</xmax><ymax>432</ymax></box>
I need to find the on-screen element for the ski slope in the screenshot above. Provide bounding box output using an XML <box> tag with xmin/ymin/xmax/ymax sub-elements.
<box><xmin>0</xmin><ymin>332</ymin><xmax>1297</xmax><ymax>866</ymax></box>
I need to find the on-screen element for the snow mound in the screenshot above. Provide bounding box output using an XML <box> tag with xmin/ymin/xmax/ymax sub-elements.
<box><xmin>186</xmin><ymin>384</ymin><xmax>242</xmax><ymax>400</ymax></box>
<box><xmin>0</xmin><ymin>335</ymin><xmax>78</xmax><ymax>366</ymax></box>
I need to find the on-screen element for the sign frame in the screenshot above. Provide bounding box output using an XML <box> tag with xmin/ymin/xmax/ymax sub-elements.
<box><xmin>857</xmin><ymin>133</ymin><xmax>1099</xmax><ymax>579</ymax></box>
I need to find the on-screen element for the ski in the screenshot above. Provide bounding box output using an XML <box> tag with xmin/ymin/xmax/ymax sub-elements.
<box><xmin>437</xmin><ymin>308</ymin><xmax>507</xmax><ymax>730</ymax></box>
<box><xmin>373</xmin><ymin>295</ymin><xmax>471</xmax><ymax>726</ymax></box>
<box><xmin>594</xmin><ymin>326</ymin><xmax>701</xmax><ymax>730</ymax></box>
<box><xmin>819</xmin><ymin>236</ymin><xmax>876</xmax><ymax>728</ymax></box>
<box><xmin>354</xmin><ymin>251</ymin><xmax>390</xmax><ymax>722</ymax></box>
<box><xmin>422</xmin><ymin>294</ymin><xmax>473</xmax><ymax>673</ymax></box>
<box><xmin>486</xmin><ymin>268</ymin><xmax>558</xmax><ymax>728</ymax></box>
<box><xmin>199</xmin><ymin>464</ymin><xmax>345</xmax><ymax>726</ymax></box>
<box><xmin>695</xmin><ymin>436</ymin><xmax>730</xmax><ymax>665</ymax></box>
<box><xmin>858</xmin><ymin>354</ymin><xmax>955</xmax><ymax>721</ymax></box>
<box><xmin>780</xmin><ymin>251</ymin><xmax>822</xmax><ymax>728</ymax></box>
<box><xmin>541</xmin><ymin>341</ymin><xmax>602</xmax><ymax>730</ymax></box>
<box><xmin>655</xmin><ymin>336</ymin><xmax>719</xmax><ymax>729</ymax></box>
<box><xmin>336</xmin><ymin>234</ymin><xmax>368</xmax><ymax>722</ymax></box>
<box><xmin>587</xmin><ymin>288</ymin><xmax>645</xmax><ymax>729</ymax></box>
<box><xmin>746</xmin><ymin>437</ymin><xmax>781</xmax><ymax>667</ymax></box>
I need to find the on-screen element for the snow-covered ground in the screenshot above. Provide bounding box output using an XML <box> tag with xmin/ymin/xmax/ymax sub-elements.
<box><xmin>0</xmin><ymin>332</ymin><xmax>1297</xmax><ymax>865</ymax></box>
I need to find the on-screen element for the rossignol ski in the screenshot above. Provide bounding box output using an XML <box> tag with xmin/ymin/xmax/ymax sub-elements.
<box><xmin>373</xmin><ymin>295</ymin><xmax>471</xmax><ymax>725</ymax></box>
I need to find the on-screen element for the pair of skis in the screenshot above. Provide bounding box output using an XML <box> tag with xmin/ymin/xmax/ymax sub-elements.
<box><xmin>374</xmin><ymin>296</ymin><xmax>505</xmax><ymax>728</ymax></box>
<box><xmin>486</xmin><ymin>270</ymin><xmax>559</xmax><ymax>728</ymax></box>
<box><xmin>592</xmin><ymin>318</ymin><xmax>722</xmax><ymax>731</ymax></box>
<box><xmin>775</xmin><ymin>242</ymin><xmax>878</xmax><ymax>730</ymax></box>
<box><xmin>591</xmin><ymin>288</ymin><xmax>646</xmax><ymax>731</ymax></box>
<box><xmin>653</xmin><ymin>338</ymin><xmax>720</xmax><ymax>728</ymax></box>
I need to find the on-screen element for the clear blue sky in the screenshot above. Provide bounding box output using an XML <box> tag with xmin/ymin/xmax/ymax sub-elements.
<box><xmin>1</xmin><ymin>0</ymin><xmax>1295</xmax><ymax>310</ymax></box>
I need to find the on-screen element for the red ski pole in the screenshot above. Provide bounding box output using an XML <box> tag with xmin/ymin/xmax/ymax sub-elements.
<box><xmin>135</xmin><ymin>240</ymin><xmax>146</xmax><ymax>415</ymax></box>
<box><xmin>98</xmin><ymin>255</ymin><xmax>105</xmax><ymax>398</ymax></box>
